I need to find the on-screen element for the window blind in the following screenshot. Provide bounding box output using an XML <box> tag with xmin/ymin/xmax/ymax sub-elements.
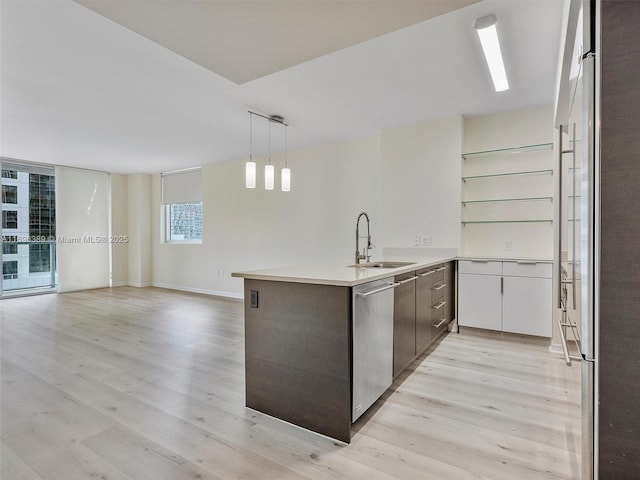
<box><xmin>162</xmin><ymin>168</ymin><xmax>202</xmax><ymax>204</ymax></box>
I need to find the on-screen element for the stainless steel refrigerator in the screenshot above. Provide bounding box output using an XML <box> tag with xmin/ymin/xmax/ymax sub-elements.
<box><xmin>556</xmin><ymin>0</ymin><xmax>597</xmax><ymax>478</ymax></box>
<box><xmin>558</xmin><ymin>1</ymin><xmax>640</xmax><ymax>478</ymax></box>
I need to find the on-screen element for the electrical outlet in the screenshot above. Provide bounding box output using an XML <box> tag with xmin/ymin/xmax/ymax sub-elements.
<box><xmin>422</xmin><ymin>236</ymin><xmax>432</xmax><ymax>246</ymax></box>
<box><xmin>505</xmin><ymin>240</ymin><xmax>512</xmax><ymax>251</ymax></box>
<box><xmin>414</xmin><ymin>235</ymin><xmax>420</xmax><ymax>246</ymax></box>
<box><xmin>217</xmin><ymin>268</ymin><xmax>224</xmax><ymax>277</ymax></box>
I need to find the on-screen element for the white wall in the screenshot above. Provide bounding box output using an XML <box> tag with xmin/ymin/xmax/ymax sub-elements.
<box><xmin>462</xmin><ymin>105</ymin><xmax>555</xmax><ymax>259</ymax></box>
<box><xmin>127</xmin><ymin>174</ymin><xmax>152</xmax><ymax>287</ymax></box>
<box><xmin>151</xmin><ymin>136</ymin><xmax>381</xmax><ymax>297</ymax></box>
<box><xmin>102</xmin><ymin>107</ymin><xmax>552</xmax><ymax>299</ymax></box>
<box><xmin>379</xmin><ymin>115</ymin><xmax>463</xmax><ymax>249</ymax></box>
<box><xmin>464</xmin><ymin>105</ymin><xmax>554</xmax><ymax>152</ymax></box>
<box><xmin>110</xmin><ymin>173</ymin><xmax>128</xmax><ymax>286</ymax></box>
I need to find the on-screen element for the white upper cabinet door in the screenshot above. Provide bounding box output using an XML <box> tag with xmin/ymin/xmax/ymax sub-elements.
<box><xmin>502</xmin><ymin>276</ymin><xmax>552</xmax><ymax>337</ymax></box>
<box><xmin>458</xmin><ymin>273</ymin><xmax>502</xmax><ymax>331</ymax></box>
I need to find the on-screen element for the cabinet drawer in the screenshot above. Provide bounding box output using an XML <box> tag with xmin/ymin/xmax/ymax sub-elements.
<box><xmin>431</xmin><ymin>309</ymin><xmax>449</xmax><ymax>340</ymax></box>
<box><xmin>458</xmin><ymin>260</ymin><xmax>502</xmax><ymax>275</ymax></box>
<box><xmin>502</xmin><ymin>261</ymin><xmax>552</xmax><ymax>278</ymax></box>
<box><xmin>431</xmin><ymin>279</ymin><xmax>446</xmax><ymax>302</ymax></box>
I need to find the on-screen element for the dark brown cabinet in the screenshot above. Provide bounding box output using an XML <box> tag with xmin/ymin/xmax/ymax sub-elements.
<box><xmin>393</xmin><ymin>261</ymin><xmax>455</xmax><ymax>378</ymax></box>
<box><xmin>430</xmin><ymin>265</ymin><xmax>449</xmax><ymax>341</ymax></box>
<box><xmin>392</xmin><ymin>271</ymin><xmax>417</xmax><ymax>377</ymax></box>
<box><xmin>415</xmin><ymin>266</ymin><xmax>435</xmax><ymax>353</ymax></box>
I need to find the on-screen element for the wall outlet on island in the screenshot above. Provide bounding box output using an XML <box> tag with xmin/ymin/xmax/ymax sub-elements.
<box><xmin>421</xmin><ymin>236</ymin><xmax>432</xmax><ymax>246</ymax></box>
<box><xmin>414</xmin><ymin>235</ymin><xmax>421</xmax><ymax>246</ymax></box>
<box><xmin>217</xmin><ymin>268</ymin><xmax>225</xmax><ymax>277</ymax></box>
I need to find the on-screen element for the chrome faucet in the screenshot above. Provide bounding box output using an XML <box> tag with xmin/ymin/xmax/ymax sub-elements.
<box><xmin>355</xmin><ymin>212</ymin><xmax>374</xmax><ymax>264</ymax></box>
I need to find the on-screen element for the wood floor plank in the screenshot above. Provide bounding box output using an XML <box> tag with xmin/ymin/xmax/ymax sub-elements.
<box><xmin>1</xmin><ymin>286</ymin><xmax>581</xmax><ymax>480</ymax></box>
<box><xmin>0</xmin><ymin>441</ymin><xmax>42</xmax><ymax>480</ymax></box>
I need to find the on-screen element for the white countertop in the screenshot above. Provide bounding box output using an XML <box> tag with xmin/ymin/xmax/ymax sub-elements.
<box><xmin>231</xmin><ymin>254</ymin><xmax>456</xmax><ymax>287</ymax></box>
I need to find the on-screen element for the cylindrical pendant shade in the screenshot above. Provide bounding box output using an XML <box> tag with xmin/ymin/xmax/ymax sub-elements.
<box><xmin>265</xmin><ymin>164</ymin><xmax>274</xmax><ymax>190</ymax></box>
<box><xmin>245</xmin><ymin>161</ymin><xmax>256</xmax><ymax>188</ymax></box>
<box><xmin>281</xmin><ymin>167</ymin><xmax>291</xmax><ymax>192</ymax></box>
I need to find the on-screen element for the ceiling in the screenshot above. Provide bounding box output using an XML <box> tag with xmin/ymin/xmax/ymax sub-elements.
<box><xmin>74</xmin><ymin>0</ymin><xmax>479</xmax><ymax>84</ymax></box>
<box><xmin>0</xmin><ymin>0</ymin><xmax>564</xmax><ymax>174</ymax></box>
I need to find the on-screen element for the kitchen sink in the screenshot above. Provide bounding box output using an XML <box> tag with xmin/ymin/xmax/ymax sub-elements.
<box><xmin>349</xmin><ymin>261</ymin><xmax>416</xmax><ymax>269</ymax></box>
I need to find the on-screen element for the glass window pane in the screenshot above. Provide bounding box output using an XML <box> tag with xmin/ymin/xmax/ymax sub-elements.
<box><xmin>29</xmin><ymin>244</ymin><xmax>51</xmax><ymax>273</ymax></box>
<box><xmin>2</xmin><ymin>185</ymin><xmax>18</xmax><ymax>204</ymax></box>
<box><xmin>2</xmin><ymin>211</ymin><xmax>18</xmax><ymax>229</ymax></box>
<box><xmin>2</xmin><ymin>242</ymin><xmax>17</xmax><ymax>255</ymax></box>
<box><xmin>3</xmin><ymin>260</ymin><xmax>18</xmax><ymax>280</ymax></box>
<box><xmin>169</xmin><ymin>202</ymin><xmax>202</xmax><ymax>242</ymax></box>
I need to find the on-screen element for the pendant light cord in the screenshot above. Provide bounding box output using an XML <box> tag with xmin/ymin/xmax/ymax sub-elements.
<box><xmin>249</xmin><ymin>112</ymin><xmax>253</xmax><ymax>161</ymax></box>
<box><xmin>268</xmin><ymin>120</ymin><xmax>271</xmax><ymax>165</ymax></box>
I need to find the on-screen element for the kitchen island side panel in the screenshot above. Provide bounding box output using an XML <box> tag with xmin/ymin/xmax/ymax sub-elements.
<box><xmin>243</xmin><ymin>279</ymin><xmax>352</xmax><ymax>443</ymax></box>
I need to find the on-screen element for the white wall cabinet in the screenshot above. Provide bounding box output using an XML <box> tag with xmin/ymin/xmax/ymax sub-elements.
<box><xmin>458</xmin><ymin>260</ymin><xmax>552</xmax><ymax>337</ymax></box>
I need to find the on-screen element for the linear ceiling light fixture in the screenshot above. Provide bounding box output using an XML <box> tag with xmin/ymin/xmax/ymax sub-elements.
<box><xmin>246</xmin><ymin>111</ymin><xmax>290</xmax><ymax>191</ymax></box>
<box><xmin>474</xmin><ymin>14</ymin><xmax>509</xmax><ymax>92</ymax></box>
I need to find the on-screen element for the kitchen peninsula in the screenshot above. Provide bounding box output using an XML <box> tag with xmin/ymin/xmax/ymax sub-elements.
<box><xmin>232</xmin><ymin>255</ymin><xmax>456</xmax><ymax>443</ymax></box>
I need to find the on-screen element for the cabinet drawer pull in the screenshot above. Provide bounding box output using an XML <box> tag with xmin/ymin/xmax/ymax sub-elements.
<box><xmin>419</xmin><ymin>270</ymin><xmax>436</xmax><ymax>277</ymax></box>
<box><xmin>433</xmin><ymin>283</ymin><xmax>446</xmax><ymax>291</ymax></box>
<box><xmin>516</xmin><ymin>261</ymin><xmax>538</xmax><ymax>265</ymax></box>
<box><xmin>435</xmin><ymin>266</ymin><xmax>447</xmax><ymax>272</ymax></box>
<box><xmin>433</xmin><ymin>300</ymin><xmax>446</xmax><ymax>310</ymax></box>
<box><xmin>433</xmin><ymin>317</ymin><xmax>448</xmax><ymax>328</ymax></box>
<box><xmin>470</xmin><ymin>260</ymin><xmax>489</xmax><ymax>263</ymax></box>
<box><xmin>397</xmin><ymin>276</ymin><xmax>418</xmax><ymax>285</ymax></box>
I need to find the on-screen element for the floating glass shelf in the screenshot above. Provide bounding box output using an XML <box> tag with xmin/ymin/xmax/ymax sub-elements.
<box><xmin>462</xmin><ymin>196</ymin><xmax>553</xmax><ymax>205</ymax></box>
<box><xmin>462</xmin><ymin>143</ymin><xmax>553</xmax><ymax>159</ymax></box>
<box><xmin>462</xmin><ymin>169</ymin><xmax>554</xmax><ymax>181</ymax></box>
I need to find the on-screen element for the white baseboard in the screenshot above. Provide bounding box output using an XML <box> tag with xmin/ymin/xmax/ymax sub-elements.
<box><xmin>111</xmin><ymin>281</ymin><xmax>129</xmax><ymax>287</ymax></box>
<box><xmin>127</xmin><ymin>282</ymin><xmax>152</xmax><ymax>288</ymax></box>
<box><xmin>150</xmin><ymin>282</ymin><xmax>243</xmax><ymax>300</ymax></box>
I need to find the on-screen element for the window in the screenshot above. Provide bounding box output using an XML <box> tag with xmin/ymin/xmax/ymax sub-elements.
<box><xmin>2</xmin><ymin>185</ymin><xmax>17</xmax><ymax>204</ymax></box>
<box><xmin>161</xmin><ymin>168</ymin><xmax>202</xmax><ymax>244</ymax></box>
<box><xmin>166</xmin><ymin>202</ymin><xmax>202</xmax><ymax>242</ymax></box>
<box><xmin>29</xmin><ymin>173</ymin><xmax>56</xmax><ymax>238</ymax></box>
<box><xmin>29</xmin><ymin>244</ymin><xmax>51</xmax><ymax>273</ymax></box>
<box><xmin>2</xmin><ymin>242</ymin><xmax>17</xmax><ymax>255</ymax></box>
<box><xmin>1</xmin><ymin>169</ymin><xmax>17</xmax><ymax>179</ymax></box>
<box><xmin>3</xmin><ymin>261</ymin><xmax>18</xmax><ymax>280</ymax></box>
<box><xmin>2</xmin><ymin>210</ymin><xmax>18</xmax><ymax>229</ymax></box>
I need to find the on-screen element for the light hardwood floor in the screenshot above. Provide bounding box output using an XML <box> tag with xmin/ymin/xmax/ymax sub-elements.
<box><xmin>1</xmin><ymin>287</ymin><xmax>581</xmax><ymax>480</ymax></box>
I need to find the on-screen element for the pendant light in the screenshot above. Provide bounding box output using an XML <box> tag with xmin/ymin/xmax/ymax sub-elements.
<box><xmin>245</xmin><ymin>113</ymin><xmax>256</xmax><ymax>188</ymax></box>
<box><xmin>265</xmin><ymin>119</ymin><xmax>274</xmax><ymax>190</ymax></box>
<box><xmin>245</xmin><ymin>110</ymin><xmax>290</xmax><ymax>191</ymax></box>
<box><xmin>281</xmin><ymin>124</ymin><xmax>290</xmax><ymax>192</ymax></box>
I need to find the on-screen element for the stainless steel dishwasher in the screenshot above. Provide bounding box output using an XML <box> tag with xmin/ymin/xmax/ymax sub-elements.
<box><xmin>352</xmin><ymin>276</ymin><xmax>395</xmax><ymax>421</ymax></box>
